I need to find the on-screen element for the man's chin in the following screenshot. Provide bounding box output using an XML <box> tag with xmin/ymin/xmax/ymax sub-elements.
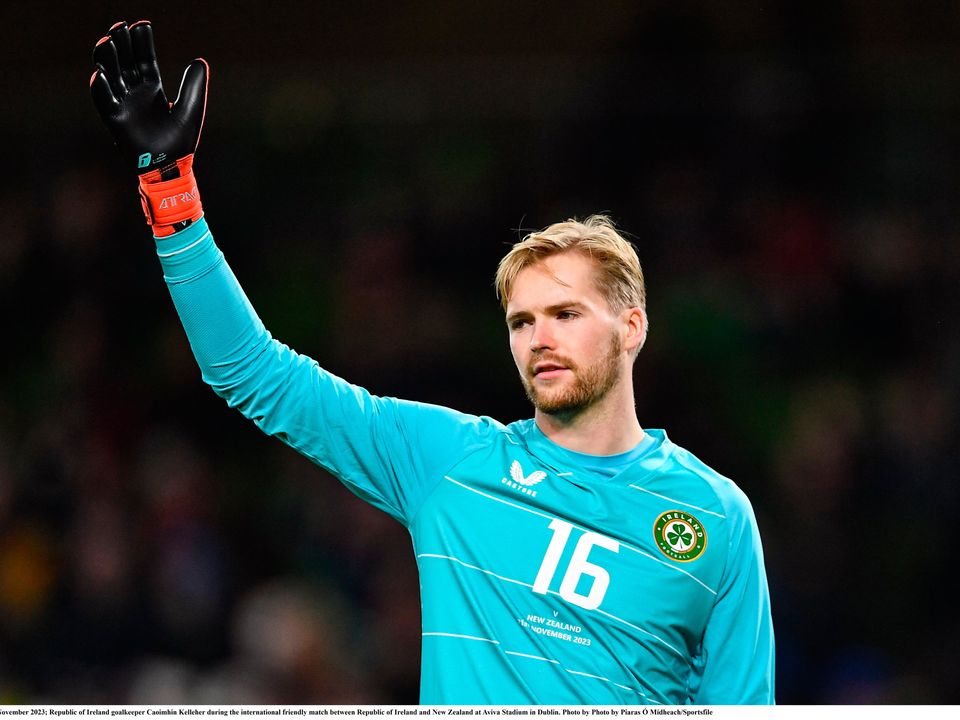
<box><xmin>528</xmin><ymin>387</ymin><xmax>587</xmax><ymax>416</ymax></box>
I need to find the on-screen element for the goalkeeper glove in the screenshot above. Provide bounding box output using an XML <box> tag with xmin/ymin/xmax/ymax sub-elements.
<box><xmin>90</xmin><ymin>21</ymin><xmax>208</xmax><ymax>237</ymax></box>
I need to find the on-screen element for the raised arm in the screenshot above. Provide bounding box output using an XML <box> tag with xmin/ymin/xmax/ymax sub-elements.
<box><xmin>89</xmin><ymin>21</ymin><xmax>498</xmax><ymax>525</ymax></box>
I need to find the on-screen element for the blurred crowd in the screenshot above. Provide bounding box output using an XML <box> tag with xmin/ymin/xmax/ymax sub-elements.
<box><xmin>1</xmin><ymin>0</ymin><xmax>958</xmax><ymax>705</ymax></box>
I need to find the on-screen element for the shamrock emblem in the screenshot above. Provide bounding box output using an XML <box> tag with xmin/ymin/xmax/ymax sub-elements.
<box><xmin>666</xmin><ymin>522</ymin><xmax>693</xmax><ymax>550</ymax></box>
<box><xmin>653</xmin><ymin>511</ymin><xmax>707</xmax><ymax>562</ymax></box>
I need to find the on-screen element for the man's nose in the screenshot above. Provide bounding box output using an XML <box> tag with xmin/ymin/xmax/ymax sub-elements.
<box><xmin>529</xmin><ymin>319</ymin><xmax>555</xmax><ymax>352</ymax></box>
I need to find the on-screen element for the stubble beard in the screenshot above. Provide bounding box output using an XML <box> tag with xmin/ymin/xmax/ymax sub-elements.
<box><xmin>521</xmin><ymin>332</ymin><xmax>624</xmax><ymax>418</ymax></box>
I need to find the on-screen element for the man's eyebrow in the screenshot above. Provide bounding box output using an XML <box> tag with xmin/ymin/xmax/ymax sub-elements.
<box><xmin>545</xmin><ymin>301</ymin><xmax>588</xmax><ymax>314</ymax></box>
<box><xmin>505</xmin><ymin>301</ymin><xmax>588</xmax><ymax>324</ymax></box>
<box><xmin>505</xmin><ymin>309</ymin><xmax>531</xmax><ymax>325</ymax></box>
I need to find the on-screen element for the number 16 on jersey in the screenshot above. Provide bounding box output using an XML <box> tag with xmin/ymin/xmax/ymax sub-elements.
<box><xmin>532</xmin><ymin>519</ymin><xmax>620</xmax><ymax>610</ymax></box>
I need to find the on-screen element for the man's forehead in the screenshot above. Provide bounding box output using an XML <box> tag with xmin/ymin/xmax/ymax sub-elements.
<box><xmin>507</xmin><ymin>253</ymin><xmax>604</xmax><ymax>309</ymax></box>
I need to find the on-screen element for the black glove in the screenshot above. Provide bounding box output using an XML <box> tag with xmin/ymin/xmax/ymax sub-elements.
<box><xmin>90</xmin><ymin>20</ymin><xmax>208</xmax><ymax>235</ymax></box>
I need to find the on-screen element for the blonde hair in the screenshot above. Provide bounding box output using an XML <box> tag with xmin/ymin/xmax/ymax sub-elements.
<box><xmin>495</xmin><ymin>214</ymin><xmax>646</xmax><ymax>313</ymax></box>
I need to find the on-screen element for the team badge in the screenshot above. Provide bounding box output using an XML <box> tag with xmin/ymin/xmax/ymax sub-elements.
<box><xmin>653</xmin><ymin>510</ymin><xmax>707</xmax><ymax>562</ymax></box>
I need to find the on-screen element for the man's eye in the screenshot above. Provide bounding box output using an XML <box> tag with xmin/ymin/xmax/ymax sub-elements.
<box><xmin>557</xmin><ymin>311</ymin><xmax>577</xmax><ymax>320</ymax></box>
<box><xmin>510</xmin><ymin>319</ymin><xmax>529</xmax><ymax>330</ymax></box>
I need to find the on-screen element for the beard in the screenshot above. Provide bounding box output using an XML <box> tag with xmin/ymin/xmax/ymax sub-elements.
<box><xmin>520</xmin><ymin>332</ymin><xmax>623</xmax><ymax>417</ymax></box>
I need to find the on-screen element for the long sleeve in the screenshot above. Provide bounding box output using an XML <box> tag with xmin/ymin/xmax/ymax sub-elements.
<box><xmin>154</xmin><ymin>217</ymin><xmax>499</xmax><ymax>525</ymax></box>
<box><xmin>690</xmin><ymin>491</ymin><xmax>776</xmax><ymax>704</ymax></box>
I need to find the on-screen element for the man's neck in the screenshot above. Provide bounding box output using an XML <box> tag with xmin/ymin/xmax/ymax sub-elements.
<box><xmin>534</xmin><ymin>383</ymin><xmax>645</xmax><ymax>456</ymax></box>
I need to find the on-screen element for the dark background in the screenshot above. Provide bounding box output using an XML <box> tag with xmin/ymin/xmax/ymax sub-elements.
<box><xmin>1</xmin><ymin>0</ymin><xmax>958</xmax><ymax>704</ymax></box>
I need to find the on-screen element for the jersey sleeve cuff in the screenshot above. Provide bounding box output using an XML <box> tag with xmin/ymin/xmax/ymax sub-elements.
<box><xmin>153</xmin><ymin>216</ymin><xmax>221</xmax><ymax>284</ymax></box>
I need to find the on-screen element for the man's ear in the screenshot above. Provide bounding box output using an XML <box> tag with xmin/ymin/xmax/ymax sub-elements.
<box><xmin>622</xmin><ymin>306</ymin><xmax>648</xmax><ymax>354</ymax></box>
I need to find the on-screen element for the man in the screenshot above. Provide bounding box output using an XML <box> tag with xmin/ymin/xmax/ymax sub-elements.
<box><xmin>90</xmin><ymin>21</ymin><xmax>774</xmax><ymax>704</ymax></box>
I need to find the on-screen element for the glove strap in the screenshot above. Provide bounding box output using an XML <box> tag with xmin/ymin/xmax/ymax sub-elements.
<box><xmin>138</xmin><ymin>154</ymin><xmax>203</xmax><ymax>237</ymax></box>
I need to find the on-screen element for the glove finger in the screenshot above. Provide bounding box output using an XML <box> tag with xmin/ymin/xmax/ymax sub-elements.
<box><xmin>108</xmin><ymin>20</ymin><xmax>139</xmax><ymax>86</ymax></box>
<box><xmin>129</xmin><ymin>20</ymin><xmax>162</xmax><ymax>87</ymax></box>
<box><xmin>172</xmin><ymin>59</ymin><xmax>209</xmax><ymax>146</ymax></box>
<box><xmin>93</xmin><ymin>36</ymin><xmax>127</xmax><ymax>97</ymax></box>
<box><xmin>90</xmin><ymin>67</ymin><xmax>121</xmax><ymax>118</ymax></box>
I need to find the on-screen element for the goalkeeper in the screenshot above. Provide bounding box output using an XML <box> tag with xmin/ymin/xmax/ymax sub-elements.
<box><xmin>90</xmin><ymin>21</ymin><xmax>775</xmax><ymax>705</ymax></box>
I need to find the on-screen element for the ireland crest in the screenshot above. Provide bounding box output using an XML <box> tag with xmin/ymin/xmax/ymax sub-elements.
<box><xmin>653</xmin><ymin>510</ymin><xmax>707</xmax><ymax>562</ymax></box>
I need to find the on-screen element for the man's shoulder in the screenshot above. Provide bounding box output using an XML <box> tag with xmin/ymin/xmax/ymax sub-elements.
<box><xmin>651</xmin><ymin>432</ymin><xmax>755</xmax><ymax>522</ymax></box>
<box><xmin>391</xmin><ymin>397</ymin><xmax>510</xmax><ymax>433</ymax></box>
<box><xmin>431</xmin><ymin>415</ymin><xmax>547</xmax><ymax>468</ymax></box>
<box><xmin>391</xmin><ymin>401</ymin><xmax>534</xmax><ymax>462</ymax></box>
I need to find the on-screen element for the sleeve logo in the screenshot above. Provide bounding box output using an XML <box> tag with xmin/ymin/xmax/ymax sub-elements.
<box><xmin>653</xmin><ymin>510</ymin><xmax>707</xmax><ymax>562</ymax></box>
<box><xmin>502</xmin><ymin>460</ymin><xmax>546</xmax><ymax>497</ymax></box>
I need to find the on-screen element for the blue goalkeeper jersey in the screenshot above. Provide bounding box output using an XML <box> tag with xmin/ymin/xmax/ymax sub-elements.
<box><xmin>155</xmin><ymin>218</ymin><xmax>775</xmax><ymax>705</ymax></box>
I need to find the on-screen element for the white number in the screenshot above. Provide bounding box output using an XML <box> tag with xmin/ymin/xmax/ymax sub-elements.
<box><xmin>532</xmin><ymin>518</ymin><xmax>573</xmax><ymax>596</ymax></box>
<box><xmin>532</xmin><ymin>518</ymin><xmax>619</xmax><ymax>610</ymax></box>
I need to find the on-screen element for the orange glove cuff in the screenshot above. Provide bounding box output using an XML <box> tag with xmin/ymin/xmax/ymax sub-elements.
<box><xmin>137</xmin><ymin>155</ymin><xmax>203</xmax><ymax>237</ymax></box>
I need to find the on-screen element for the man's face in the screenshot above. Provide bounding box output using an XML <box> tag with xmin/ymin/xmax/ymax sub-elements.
<box><xmin>505</xmin><ymin>252</ymin><xmax>629</xmax><ymax>417</ymax></box>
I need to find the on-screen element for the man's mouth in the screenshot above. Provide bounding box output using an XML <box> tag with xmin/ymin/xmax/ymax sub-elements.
<box><xmin>532</xmin><ymin>362</ymin><xmax>569</xmax><ymax>379</ymax></box>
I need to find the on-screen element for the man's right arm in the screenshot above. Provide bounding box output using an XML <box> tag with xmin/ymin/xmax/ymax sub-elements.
<box><xmin>155</xmin><ymin>215</ymin><xmax>498</xmax><ymax>525</ymax></box>
<box><xmin>90</xmin><ymin>21</ymin><xmax>498</xmax><ymax>524</ymax></box>
<box><xmin>157</xmin><ymin>218</ymin><xmax>406</xmax><ymax>520</ymax></box>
